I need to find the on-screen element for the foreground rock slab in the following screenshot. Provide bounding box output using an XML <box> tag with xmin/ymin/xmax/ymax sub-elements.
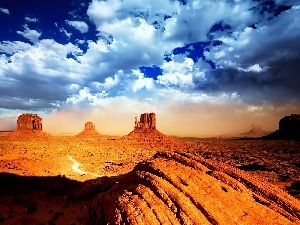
<box><xmin>83</xmin><ymin>152</ymin><xmax>300</xmax><ymax>225</ymax></box>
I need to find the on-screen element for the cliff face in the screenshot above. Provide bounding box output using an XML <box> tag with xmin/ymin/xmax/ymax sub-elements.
<box><xmin>17</xmin><ymin>114</ymin><xmax>43</xmax><ymax>131</ymax></box>
<box><xmin>263</xmin><ymin>114</ymin><xmax>300</xmax><ymax>140</ymax></box>
<box><xmin>134</xmin><ymin>113</ymin><xmax>156</xmax><ymax>129</ymax></box>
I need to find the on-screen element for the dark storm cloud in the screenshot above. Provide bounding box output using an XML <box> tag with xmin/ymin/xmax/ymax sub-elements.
<box><xmin>0</xmin><ymin>96</ymin><xmax>61</xmax><ymax>110</ymax></box>
<box><xmin>196</xmin><ymin>4</ymin><xmax>300</xmax><ymax>105</ymax></box>
<box><xmin>194</xmin><ymin>57</ymin><xmax>300</xmax><ymax>105</ymax></box>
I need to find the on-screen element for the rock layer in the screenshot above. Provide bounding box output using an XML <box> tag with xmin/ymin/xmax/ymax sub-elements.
<box><xmin>76</xmin><ymin>121</ymin><xmax>101</xmax><ymax>138</ymax></box>
<box><xmin>83</xmin><ymin>152</ymin><xmax>300</xmax><ymax>225</ymax></box>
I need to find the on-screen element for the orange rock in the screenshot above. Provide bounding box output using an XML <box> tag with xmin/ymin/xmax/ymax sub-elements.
<box><xmin>76</xmin><ymin>121</ymin><xmax>101</xmax><ymax>139</ymax></box>
<box><xmin>5</xmin><ymin>113</ymin><xmax>50</xmax><ymax>139</ymax></box>
<box><xmin>83</xmin><ymin>151</ymin><xmax>300</xmax><ymax>225</ymax></box>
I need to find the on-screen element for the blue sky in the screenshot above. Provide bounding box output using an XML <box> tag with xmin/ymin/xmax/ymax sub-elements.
<box><xmin>0</xmin><ymin>0</ymin><xmax>299</xmax><ymax>135</ymax></box>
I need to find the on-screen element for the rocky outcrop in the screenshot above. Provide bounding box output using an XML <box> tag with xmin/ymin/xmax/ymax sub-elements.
<box><xmin>5</xmin><ymin>114</ymin><xmax>49</xmax><ymax>139</ymax></box>
<box><xmin>17</xmin><ymin>114</ymin><xmax>43</xmax><ymax>131</ymax></box>
<box><xmin>76</xmin><ymin>121</ymin><xmax>101</xmax><ymax>139</ymax></box>
<box><xmin>263</xmin><ymin>114</ymin><xmax>300</xmax><ymax>140</ymax></box>
<box><xmin>120</xmin><ymin>113</ymin><xmax>186</xmax><ymax>149</ymax></box>
<box><xmin>83</xmin><ymin>152</ymin><xmax>300</xmax><ymax>224</ymax></box>
<box><xmin>134</xmin><ymin>113</ymin><xmax>156</xmax><ymax>129</ymax></box>
<box><xmin>239</xmin><ymin>124</ymin><xmax>271</xmax><ymax>137</ymax></box>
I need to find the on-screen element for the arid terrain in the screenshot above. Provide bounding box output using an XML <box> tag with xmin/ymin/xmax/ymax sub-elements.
<box><xmin>0</xmin><ymin>113</ymin><xmax>300</xmax><ymax>224</ymax></box>
<box><xmin>0</xmin><ymin>135</ymin><xmax>300</xmax><ymax>224</ymax></box>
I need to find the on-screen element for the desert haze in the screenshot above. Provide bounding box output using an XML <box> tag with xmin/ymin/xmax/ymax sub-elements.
<box><xmin>0</xmin><ymin>112</ymin><xmax>299</xmax><ymax>225</ymax></box>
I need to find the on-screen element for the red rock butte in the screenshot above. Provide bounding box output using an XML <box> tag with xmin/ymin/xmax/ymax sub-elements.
<box><xmin>5</xmin><ymin>113</ymin><xmax>50</xmax><ymax>139</ymax></box>
<box><xmin>76</xmin><ymin>121</ymin><xmax>101</xmax><ymax>138</ymax></box>
<box><xmin>120</xmin><ymin>113</ymin><xmax>186</xmax><ymax>149</ymax></box>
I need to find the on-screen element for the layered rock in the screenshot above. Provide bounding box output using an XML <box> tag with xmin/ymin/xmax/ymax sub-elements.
<box><xmin>5</xmin><ymin>114</ymin><xmax>50</xmax><ymax>139</ymax></box>
<box><xmin>239</xmin><ymin>124</ymin><xmax>271</xmax><ymax>137</ymax></box>
<box><xmin>263</xmin><ymin>114</ymin><xmax>300</xmax><ymax>140</ymax></box>
<box><xmin>76</xmin><ymin>121</ymin><xmax>101</xmax><ymax>138</ymax></box>
<box><xmin>83</xmin><ymin>152</ymin><xmax>300</xmax><ymax>224</ymax></box>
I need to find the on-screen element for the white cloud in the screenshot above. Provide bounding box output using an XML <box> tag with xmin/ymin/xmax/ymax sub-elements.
<box><xmin>66</xmin><ymin>20</ymin><xmax>89</xmax><ymax>33</ymax></box>
<box><xmin>241</xmin><ymin>64</ymin><xmax>267</xmax><ymax>73</ymax></box>
<box><xmin>0</xmin><ymin>41</ymin><xmax>32</xmax><ymax>54</ymax></box>
<box><xmin>157</xmin><ymin>57</ymin><xmax>196</xmax><ymax>88</ymax></box>
<box><xmin>16</xmin><ymin>24</ymin><xmax>41</xmax><ymax>43</ymax></box>
<box><xmin>87</xmin><ymin>0</ymin><xmax>121</xmax><ymax>25</ymax></box>
<box><xmin>1</xmin><ymin>0</ymin><xmax>299</xmax><ymax>122</ymax></box>
<box><xmin>60</xmin><ymin>28</ymin><xmax>72</xmax><ymax>38</ymax></box>
<box><xmin>132</xmin><ymin>70</ymin><xmax>155</xmax><ymax>92</ymax></box>
<box><xmin>25</xmin><ymin>17</ymin><xmax>38</xmax><ymax>22</ymax></box>
<box><xmin>0</xmin><ymin>8</ymin><xmax>9</xmax><ymax>15</ymax></box>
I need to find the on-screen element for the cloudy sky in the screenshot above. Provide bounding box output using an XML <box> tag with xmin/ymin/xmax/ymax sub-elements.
<box><xmin>0</xmin><ymin>0</ymin><xmax>299</xmax><ymax>136</ymax></box>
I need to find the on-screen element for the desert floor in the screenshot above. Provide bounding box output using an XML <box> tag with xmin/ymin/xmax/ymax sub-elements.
<box><xmin>0</xmin><ymin>134</ymin><xmax>299</xmax><ymax>224</ymax></box>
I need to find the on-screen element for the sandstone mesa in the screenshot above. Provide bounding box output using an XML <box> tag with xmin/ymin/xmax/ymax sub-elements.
<box><xmin>5</xmin><ymin>113</ymin><xmax>50</xmax><ymax>139</ymax></box>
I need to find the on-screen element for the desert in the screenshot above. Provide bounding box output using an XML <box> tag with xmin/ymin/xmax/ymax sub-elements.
<box><xmin>1</xmin><ymin>1</ymin><xmax>300</xmax><ymax>224</ymax></box>
<box><xmin>0</xmin><ymin>113</ymin><xmax>299</xmax><ymax>225</ymax></box>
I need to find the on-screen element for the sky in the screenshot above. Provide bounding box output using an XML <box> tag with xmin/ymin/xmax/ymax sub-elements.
<box><xmin>0</xmin><ymin>0</ymin><xmax>299</xmax><ymax>136</ymax></box>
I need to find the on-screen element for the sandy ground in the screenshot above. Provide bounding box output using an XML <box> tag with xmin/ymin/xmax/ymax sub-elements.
<box><xmin>0</xmin><ymin>134</ymin><xmax>299</xmax><ymax>224</ymax></box>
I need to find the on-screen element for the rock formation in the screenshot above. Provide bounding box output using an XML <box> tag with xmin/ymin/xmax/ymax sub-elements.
<box><xmin>83</xmin><ymin>151</ymin><xmax>300</xmax><ymax>224</ymax></box>
<box><xmin>76</xmin><ymin>121</ymin><xmax>101</xmax><ymax>138</ymax></box>
<box><xmin>5</xmin><ymin>113</ymin><xmax>49</xmax><ymax>139</ymax></box>
<box><xmin>238</xmin><ymin>124</ymin><xmax>271</xmax><ymax>137</ymax></box>
<box><xmin>263</xmin><ymin>114</ymin><xmax>300</xmax><ymax>140</ymax></box>
<box><xmin>120</xmin><ymin>113</ymin><xmax>186</xmax><ymax>149</ymax></box>
<box><xmin>17</xmin><ymin>113</ymin><xmax>43</xmax><ymax>131</ymax></box>
<box><xmin>134</xmin><ymin>113</ymin><xmax>156</xmax><ymax>129</ymax></box>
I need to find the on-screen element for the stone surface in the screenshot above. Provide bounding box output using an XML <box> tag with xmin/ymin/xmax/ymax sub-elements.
<box><xmin>83</xmin><ymin>152</ymin><xmax>300</xmax><ymax>225</ymax></box>
<box><xmin>76</xmin><ymin>121</ymin><xmax>101</xmax><ymax>138</ymax></box>
<box><xmin>5</xmin><ymin>113</ymin><xmax>49</xmax><ymax>139</ymax></box>
<box><xmin>263</xmin><ymin>114</ymin><xmax>300</xmax><ymax>140</ymax></box>
<box><xmin>134</xmin><ymin>112</ymin><xmax>156</xmax><ymax>129</ymax></box>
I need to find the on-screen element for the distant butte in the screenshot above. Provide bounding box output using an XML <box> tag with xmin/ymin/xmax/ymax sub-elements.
<box><xmin>5</xmin><ymin>113</ymin><xmax>50</xmax><ymax>139</ymax></box>
<box><xmin>239</xmin><ymin>124</ymin><xmax>271</xmax><ymax>137</ymax></box>
<box><xmin>263</xmin><ymin>114</ymin><xmax>300</xmax><ymax>141</ymax></box>
<box><xmin>120</xmin><ymin>113</ymin><xmax>186</xmax><ymax>149</ymax></box>
<box><xmin>76</xmin><ymin>121</ymin><xmax>101</xmax><ymax>138</ymax></box>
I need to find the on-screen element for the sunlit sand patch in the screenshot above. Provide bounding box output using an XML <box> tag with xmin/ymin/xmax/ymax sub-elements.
<box><xmin>68</xmin><ymin>155</ymin><xmax>101</xmax><ymax>177</ymax></box>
